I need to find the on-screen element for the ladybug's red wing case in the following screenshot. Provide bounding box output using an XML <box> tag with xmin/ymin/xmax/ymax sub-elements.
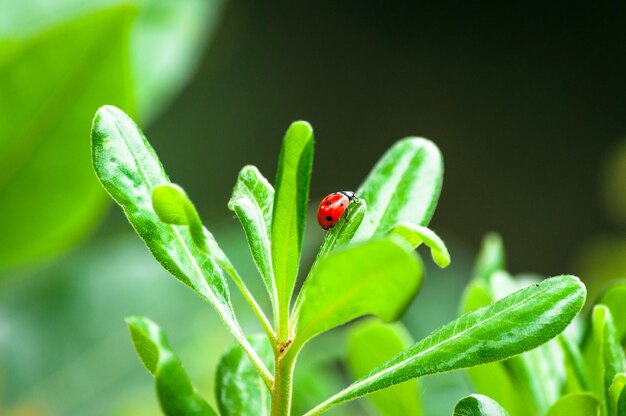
<box><xmin>317</xmin><ymin>192</ymin><xmax>350</xmax><ymax>230</ymax></box>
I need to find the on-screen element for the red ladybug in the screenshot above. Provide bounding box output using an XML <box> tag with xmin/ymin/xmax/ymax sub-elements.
<box><xmin>317</xmin><ymin>191</ymin><xmax>358</xmax><ymax>230</ymax></box>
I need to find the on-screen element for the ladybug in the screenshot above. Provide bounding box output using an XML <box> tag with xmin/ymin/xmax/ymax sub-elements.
<box><xmin>317</xmin><ymin>191</ymin><xmax>358</xmax><ymax>230</ymax></box>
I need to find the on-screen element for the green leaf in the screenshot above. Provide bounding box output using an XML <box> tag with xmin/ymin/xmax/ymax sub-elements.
<box><xmin>560</xmin><ymin>332</ymin><xmax>590</xmax><ymax>392</ymax></box>
<box><xmin>152</xmin><ymin>184</ymin><xmax>193</xmax><ymax>226</ymax></box>
<box><xmin>300</xmin><ymin>201</ymin><xmax>367</xmax><ymax>318</ymax></box>
<box><xmin>619</xmin><ymin>385</ymin><xmax>626</xmax><ymax>416</ymax></box>
<box><xmin>292</xmin><ymin>239</ymin><xmax>423</xmax><ymax>348</ymax></box>
<box><xmin>464</xmin><ymin>363</ymin><xmax>525</xmax><ymax>416</ymax></box>
<box><xmin>271</xmin><ymin>121</ymin><xmax>314</xmax><ymax>338</ymax></box>
<box><xmin>228</xmin><ymin>166</ymin><xmax>277</xmax><ymax>312</ymax></box>
<box><xmin>216</xmin><ymin>335</ymin><xmax>274</xmax><ymax>416</ymax></box>
<box><xmin>152</xmin><ymin>179</ymin><xmax>276</xmax><ymax>345</ymax></box>
<box><xmin>304</xmin><ymin>275</ymin><xmax>586</xmax><ymax>416</ymax></box>
<box><xmin>128</xmin><ymin>0</ymin><xmax>226</xmax><ymax>121</ymax></box>
<box><xmin>610</xmin><ymin>374</ymin><xmax>626</xmax><ymax>416</ymax></box>
<box><xmin>91</xmin><ymin>105</ymin><xmax>271</xmax><ymax>384</ymax></box>
<box><xmin>473</xmin><ymin>233</ymin><xmax>506</xmax><ymax>282</ymax></box>
<box><xmin>453</xmin><ymin>394</ymin><xmax>509</xmax><ymax>416</ymax></box>
<box><xmin>347</xmin><ymin>319</ymin><xmax>422</xmax><ymax>416</ymax></box>
<box><xmin>390</xmin><ymin>223</ymin><xmax>450</xmax><ymax>267</ymax></box>
<box><xmin>584</xmin><ymin>305</ymin><xmax>626</xmax><ymax>415</ymax></box>
<box><xmin>599</xmin><ymin>284</ymin><xmax>626</xmax><ymax>343</ymax></box>
<box><xmin>126</xmin><ymin>316</ymin><xmax>217</xmax><ymax>416</ymax></box>
<box><xmin>0</xmin><ymin>0</ymin><xmax>224</xmax><ymax>122</ymax></box>
<box><xmin>545</xmin><ymin>392</ymin><xmax>601</xmax><ymax>416</ymax></box>
<box><xmin>0</xmin><ymin>6</ymin><xmax>135</xmax><ymax>269</ymax></box>
<box><xmin>462</xmin><ymin>269</ymin><xmax>568</xmax><ymax>415</ymax></box>
<box><xmin>459</xmin><ymin>275</ymin><xmax>525</xmax><ymax>415</ymax></box>
<box><xmin>506</xmin><ymin>339</ymin><xmax>566</xmax><ymax>413</ymax></box>
<box><xmin>460</xmin><ymin>280</ymin><xmax>493</xmax><ymax>315</ymax></box>
<box><xmin>152</xmin><ymin>184</ymin><xmax>208</xmax><ymax>251</ymax></box>
<box><xmin>314</xmin><ymin>201</ymin><xmax>367</xmax><ymax>261</ymax></box>
<box><xmin>354</xmin><ymin>138</ymin><xmax>443</xmax><ymax>241</ymax></box>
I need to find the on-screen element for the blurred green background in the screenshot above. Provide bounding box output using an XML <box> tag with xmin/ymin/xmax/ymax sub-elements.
<box><xmin>2</xmin><ymin>2</ymin><xmax>626</xmax><ymax>415</ymax></box>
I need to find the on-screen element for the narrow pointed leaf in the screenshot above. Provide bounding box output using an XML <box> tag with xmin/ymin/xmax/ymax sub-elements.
<box><xmin>271</xmin><ymin>121</ymin><xmax>314</xmax><ymax>336</ymax></box>
<box><xmin>560</xmin><ymin>332</ymin><xmax>590</xmax><ymax>392</ymax></box>
<box><xmin>347</xmin><ymin>319</ymin><xmax>422</xmax><ymax>416</ymax></box>
<box><xmin>453</xmin><ymin>394</ymin><xmax>509</xmax><ymax>416</ymax></box>
<box><xmin>292</xmin><ymin>239</ymin><xmax>423</xmax><ymax>348</ymax></box>
<box><xmin>91</xmin><ymin>106</ymin><xmax>270</xmax><ymax>383</ymax></box>
<box><xmin>473</xmin><ymin>233</ymin><xmax>506</xmax><ymax>282</ymax></box>
<box><xmin>460</xmin><ymin>280</ymin><xmax>493</xmax><ymax>315</ymax></box>
<box><xmin>302</xmin><ymin>201</ymin><xmax>367</xmax><ymax>297</ymax></box>
<box><xmin>584</xmin><ymin>305</ymin><xmax>626</xmax><ymax>414</ymax></box>
<box><xmin>506</xmin><ymin>339</ymin><xmax>565</xmax><ymax>413</ymax></box>
<box><xmin>354</xmin><ymin>138</ymin><xmax>443</xmax><ymax>241</ymax></box>
<box><xmin>391</xmin><ymin>223</ymin><xmax>450</xmax><ymax>267</ymax></box>
<box><xmin>126</xmin><ymin>316</ymin><xmax>217</xmax><ymax>416</ymax></box>
<box><xmin>314</xmin><ymin>201</ymin><xmax>366</xmax><ymax>261</ymax></box>
<box><xmin>619</xmin><ymin>385</ymin><xmax>626</xmax><ymax>416</ymax></box>
<box><xmin>545</xmin><ymin>392</ymin><xmax>601</xmax><ymax>416</ymax></box>
<box><xmin>228</xmin><ymin>166</ymin><xmax>277</xmax><ymax>310</ymax></box>
<box><xmin>216</xmin><ymin>335</ymin><xmax>274</xmax><ymax>416</ymax></box>
<box><xmin>599</xmin><ymin>284</ymin><xmax>626</xmax><ymax>343</ymax></box>
<box><xmin>304</xmin><ymin>275</ymin><xmax>586</xmax><ymax>416</ymax></box>
<box><xmin>610</xmin><ymin>373</ymin><xmax>626</xmax><ymax>416</ymax></box>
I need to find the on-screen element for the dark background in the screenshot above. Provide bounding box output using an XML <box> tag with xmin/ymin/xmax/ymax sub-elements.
<box><xmin>139</xmin><ymin>3</ymin><xmax>626</xmax><ymax>276</ymax></box>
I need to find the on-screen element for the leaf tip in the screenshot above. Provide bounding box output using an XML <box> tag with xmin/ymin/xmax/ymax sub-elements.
<box><xmin>286</xmin><ymin>120</ymin><xmax>314</xmax><ymax>144</ymax></box>
<box><xmin>94</xmin><ymin>104</ymin><xmax>123</xmax><ymax>122</ymax></box>
<box><xmin>400</xmin><ymin>136</ymin><xmax>442</xmax><ymax>157</ymax></box>
<box><xmin>568</xmin><ymin>274</ymin><xmax>587</xmax><ymax>299</ymax></box>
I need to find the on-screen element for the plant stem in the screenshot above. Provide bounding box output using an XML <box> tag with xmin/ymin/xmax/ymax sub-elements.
<box><xmin>302</xmin><ymin>396</ymin><xmax>334</xmax><ymax>416</ymax></box>
<box><xmin>271</xmin><ymin>346</ymin><xmax>299</xmax><ymax>416</ymax></box>
<box><xmin>220</xmin><ymin>262</ymin><xmax>277</xmax><ymax>343</ymax></box>
<box><xmin>240</xmin><ymin>335</ymin><xmax>275</xmax><ymax>389</ymax></box>
<box><xmin>277</xmin><ymin>300</ymin><xmax>290</xmax><ymax>342</ymax></box>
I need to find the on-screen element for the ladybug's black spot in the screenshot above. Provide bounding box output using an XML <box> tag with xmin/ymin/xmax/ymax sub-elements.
<box><xmin>340</xmin><ymin>203</ymin><xmax>345</xmax><ymax>207</ymax></box>
<box><xmin>326</xmin><ymin>201</ymin><xmax>331</xmax><ymax>206</ymax></box>
<box><xmin>325</xmin><ymin>216</ymin><xmax>333</xmax><ymax>222</ymax></box>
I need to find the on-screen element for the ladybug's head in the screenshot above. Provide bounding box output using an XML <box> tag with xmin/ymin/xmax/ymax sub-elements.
<box><xmin>338</xmin><ymin>191</ymin><xmax>356</xmax><ymax>200</ymax></box>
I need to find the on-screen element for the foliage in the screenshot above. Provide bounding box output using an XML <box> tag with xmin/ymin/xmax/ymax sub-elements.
<box><xmin>454</xmin><ymin>394</ymin><xmax>509</xmax><ymax>416</ymax></box>
<box><xmin>91</xmin><ymin>106</ymin><xmax>587</xmax><ymax>415</ymax></box>
<box><xmin>346</xmin><ymin>319</ymin><xmax>422</xmax><ymax>415</ymax></box>
<box><xmin>0</xmin><ymin>0</ymin><xmax>222</xmax><ymax>270</ymax></box>
<box><xmin>126</xmin><ymin>316</ymin><xmax>217</xmax><ymax>415</ymax></box>
<box><xmin>459</xmin><ymin>234</ymin><xmax>626</xmax><ymax>416</ymax></box>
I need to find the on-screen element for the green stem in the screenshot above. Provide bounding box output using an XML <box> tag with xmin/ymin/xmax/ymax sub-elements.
<box><xmin>241</xmin><ymin>336</ymin><xmax>274</xmax><ymax>390</ymax></box>
<box><xmin>302</xmin><ymin>399</ymin><xmax>333</xmax><ymax>416</ymax></box>
<box><xmin>271</xmin><ymin>346</ymin><xmax>299</xmax><ymax>416</ymax></box>
<box><xmin>222</xmin><ymin>262</ymin><xmax>277</xmax><ymax>344</ymax></box>
<box><xmin>277</xmin><ymin>299</ymin><xmax>290</xmax><ymax>341</ymax></box>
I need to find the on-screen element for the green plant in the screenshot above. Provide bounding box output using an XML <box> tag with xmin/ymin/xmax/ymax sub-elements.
<box><xmin>0</xmin><ymin>0</ymin><xmax>222</xmax><ymax>270</ymax></box>
<box><xmin>91</xmin><ymin>105</ymin><xmax>586</xmax><ymax>415</ymax></box>
<box><xmin>452</xmin><ymin>234</ymin><xmax>626</xmax><ymax>416</ymax></box>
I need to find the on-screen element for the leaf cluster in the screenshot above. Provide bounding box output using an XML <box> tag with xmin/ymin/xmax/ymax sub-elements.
<box><xmin>91</xmin><ymin>106</ymin><xmax>587</xmax><ymax>415</ymax></box>
<box><xmin>453</xmin><ymin>234</ymin><xmax>626</xmax><ymax>416</ymax></box>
